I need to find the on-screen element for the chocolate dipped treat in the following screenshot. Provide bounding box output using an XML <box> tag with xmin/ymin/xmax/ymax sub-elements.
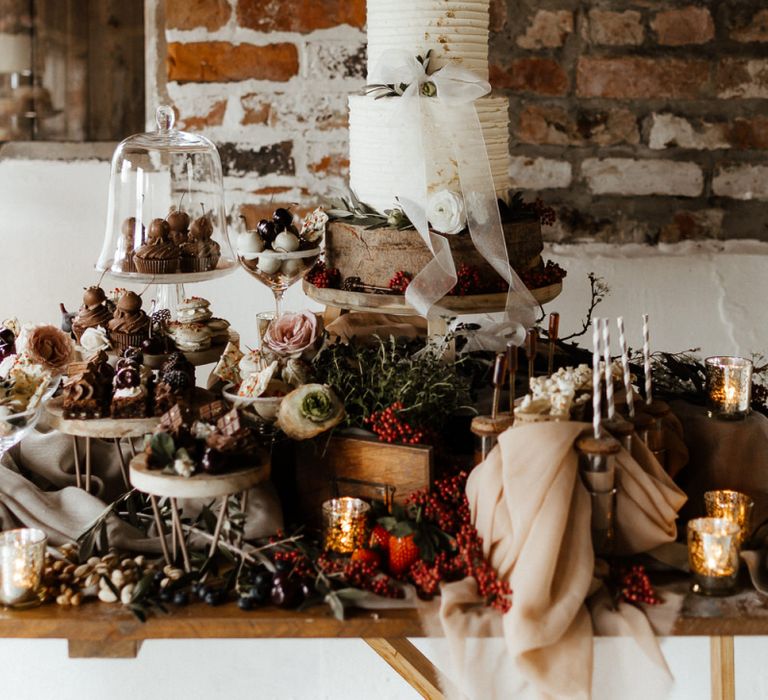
<box><xmin>166</xmin><ymin>206</ymin><xmax>190</xmax><ymax>247</ymax></box>
<box><xmin>107</xmin><ymin>291</ymin><xmax>150</xmax><ymax>353</ymax></box>
<box><xmin>134</xmin><ymin>218</ymin><xmax>180</xmax><ymax>274</ymax></box>
<box><xmin>72</xmin><ymin>286</ymin><xmax>113</xmax><ymax>343</ymax></box>
<box><xmin>119</xmin><ymin>217</ymin><xmax>145</xmax><ymax>272</ymax></box>
<box><xmin>180</xmin><ymin>211</ymin><xmax>220</xmax><ymax>272</ymax></box>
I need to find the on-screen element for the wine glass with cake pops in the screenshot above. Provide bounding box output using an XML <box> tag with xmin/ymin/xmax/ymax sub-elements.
<box><xmin>234</xmin><ymin>206</ymin><xmax>325</xmax><ymax>321</ymax></box>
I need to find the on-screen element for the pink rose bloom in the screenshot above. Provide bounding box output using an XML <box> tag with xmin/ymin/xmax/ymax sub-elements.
<box><xmin>264</xmin><ymin>311</ymin><xmax>321</xmax><ymax>357</ymax></box>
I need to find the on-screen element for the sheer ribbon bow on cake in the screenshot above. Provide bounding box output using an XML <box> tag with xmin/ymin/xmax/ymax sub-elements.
<box><xmin>370</xmin><ymin>52</ymin><xmax>537</xmax><ymax>348</ymax></box>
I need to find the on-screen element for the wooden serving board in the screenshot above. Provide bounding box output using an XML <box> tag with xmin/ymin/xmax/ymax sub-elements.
<box><xmin>129</xmin><ymin>453</ymin><xmax>270</xmax><ymax>499</ymax></box>
<box><xmin>303</xmin><ymin>281</ymin><xmax>562</xmax><ymax>316</ymax></box>
<box><xmin>45</xmin><ymin>397</ymin><xmax>159</xmax><ymax>438</ymax></box>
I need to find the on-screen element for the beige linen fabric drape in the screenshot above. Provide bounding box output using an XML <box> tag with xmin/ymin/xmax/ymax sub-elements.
<box><xmin>432</xmin><ymin>421</ymin><xmax>687</xmax><ymax>700</ymax></box>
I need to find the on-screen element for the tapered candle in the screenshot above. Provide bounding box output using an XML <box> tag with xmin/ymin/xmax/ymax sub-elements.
<box><xmin>507</xmin><ymin>340</ymin><xmax>518</xmax><ymax>416</ymax></box>
<box><xmin>602</xmin><ymin>318</ymin><xmax>615</xmax><ymax>420</ymax></box>
<box><xmin>642</xmin><ymin>313</ymin><xmax>652</xmax><ymax>405</ymax></box>
<box><xmin>491</xmin><ymin>352</ymin><xmax>506</xmax><ymax>420</ymax></box>
<box><xmin>548</xmin><ymin>312</ymin><xmax>560</xmax><ymax>376</ymax></box>
<box><xmin>526</xmin><ymin>329</ymin><xmax>538</xmax><ymax>383</ymax></box>
<box><xmin>617</xmin><ymin>317</ymin><xmax>635</xmax><ymax>418</ymax></box>
<box><xmin>592</xmin><ymin>319</ymin><xmax>602</xmax><ymax>439</ymax></box>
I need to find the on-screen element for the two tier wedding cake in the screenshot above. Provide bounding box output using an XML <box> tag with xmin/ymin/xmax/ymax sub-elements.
<box><xmin>322</xmin><ymin>0</ymin><xmax>544</xmax><ymax>295</ymax></box>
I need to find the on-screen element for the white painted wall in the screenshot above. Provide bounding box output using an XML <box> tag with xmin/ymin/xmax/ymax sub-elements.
<box><xmin>1</xmin><ymin>157</ymin><xmax>767</xmax><ymax>698</ymax></box>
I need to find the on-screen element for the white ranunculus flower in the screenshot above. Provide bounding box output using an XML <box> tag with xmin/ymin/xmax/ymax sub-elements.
<box><xmin>427</xmin><ymin>190</ymin><xmax>467</xmax><ymax>235</ymax></box>
<box><xmin>79</xmin><ymin>326</ymin><xmax>111</xmax><ymax>354</ymax></box>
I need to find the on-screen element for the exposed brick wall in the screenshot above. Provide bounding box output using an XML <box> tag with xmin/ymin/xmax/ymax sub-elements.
<box><xmin>493</xmin><ymin>0</ymin><xmax>768</xmax><ymax>243</ymax></box>
<box><xmin>150</xmin><ymin>0</ymin><xmax>768</xmax><ymax>243</ymax></box>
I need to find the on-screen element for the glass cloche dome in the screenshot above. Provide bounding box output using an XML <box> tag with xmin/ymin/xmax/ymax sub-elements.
<box><xmin>97</xmin><ymin>105</ymin><xmax>235</xmax><ymax>282</ymax></box>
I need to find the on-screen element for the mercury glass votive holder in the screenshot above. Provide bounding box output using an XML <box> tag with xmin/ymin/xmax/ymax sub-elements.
<box><xmin>704</xmin><ymin>490</ymin><xmax>754</xmax><ymax>546</ymax></box>
<box><xmin>687</xmin><ymin>517</ymin><xmax>741</xmax><ymax>596</ymax></box>
<box><xmin>322</xmin><ymin>497</ymin><xmax>370</xmax><ymax>554</ymax></box>
<box><xmin>0</xmin><ymin>528</ymin><xmax>47</xmax><ymax>608</ymax></box>
<box><xmin>705</xmin><ymin>356</ymin><xmax>752</xmax><ymax>420</ymax></box>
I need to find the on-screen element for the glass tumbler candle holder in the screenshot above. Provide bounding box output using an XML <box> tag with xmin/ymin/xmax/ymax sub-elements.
<box><xmin>0</xmin><ymin>528</ymin><xmax>47</xmax><ymax>608</ymax></box>
<box><xmin>706</xmin><ymin>356</ymin><xmax>752</xmax><ymax>420</ymax></box>
<box><xmin>322</xmin><ymin>497</ymin><xmax>370</xmax><ymax>554</ymax></box>
<box><xmin>687</xmin><ymin>517</ymin><xmax>741</xmax><ymax>596</ymax></box>
<box><xmin>704</xmin><ymin>490</ymin><xmax>754</xmax><ymax>547</ymax></box>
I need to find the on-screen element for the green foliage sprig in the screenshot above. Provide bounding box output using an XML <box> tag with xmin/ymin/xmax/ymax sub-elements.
<box><xmin>324</xmin><ymin>189</ymin><xmax>413</xmax><ymax>231</ymax></box>
<box><xmin>312</xmin><ymin>335</ymin><xmax>473</xmax><ymax>434</ymax></box>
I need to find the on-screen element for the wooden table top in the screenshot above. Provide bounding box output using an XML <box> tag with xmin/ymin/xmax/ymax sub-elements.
<box><xmin>1</xmin><ymin>577</ymin><xmax>767</xmax><ymax>644</ymax></box>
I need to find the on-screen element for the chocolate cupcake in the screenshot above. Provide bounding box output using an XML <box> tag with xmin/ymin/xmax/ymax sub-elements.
<box><xmin>72</xmin><ymin>286</ymin><xmax>113</xmax><ymax>343</ymax></box>
<box><xmin>107</xmin><ymin>291</ymin><xmax>150</xmax><ymax>352</ymax></box>
<box><xmin>119</xmin><ymin>217</ymin><xmax>145</xmax><ymax>273</ymax></box>
<box><xmin>134</xmin><ymin>218</ymin><xmax>180</xmax><ymax>274</ymax></box>
<box><xmin>180</xmin><ymin>213</ymin><xmax>220</xmax><ymax>272</ymax></box>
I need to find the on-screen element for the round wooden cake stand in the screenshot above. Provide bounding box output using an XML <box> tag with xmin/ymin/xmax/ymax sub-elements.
<box><xmin>46</xmin><ymin>396</ymin><xmax>159</xmax><ymax>493</ymax></box>
<box><xmin>304</xmin><ymin>280</ymin><xmax>561</xmax><ymax>317</ymax></box>
<box><xmin>140</xmin><ymin>330</ymin><xmax>240</xmax><ymax>369</ymax></box>
<box><xmin>129</xmin><ymin>454</ymin><xmax>270</xmax><ymax>572</ymax></box>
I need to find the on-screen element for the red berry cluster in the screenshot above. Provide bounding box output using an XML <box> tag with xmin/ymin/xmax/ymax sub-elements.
<box><xmin>620</xmin><ymin>565</ymin><xmax>661</xmax><ymax>606</ymax></box>
<box><xmin>406</xmin><ymin>472</ymin><xmax>512</xmax><ymax>612</ymax></box>
<box><xmin>448</xmin><ymin>263</ymin><xmax>484</xmax><ymax>296</ymax></box>
<box><xmin>523</xmin><ymin>198</ymin><xmax>557</xmax><ymax>227</ymax></box>
<box><xmin>306</xmin><ymin>261</ymin><xmax>341</xmax><ymax>289</ymax></box>
<box><xmin>409</xmin><ymin>552</ymin><xmax>464</xmax><ymax>598</ymax></box>
<box><xmin>365</xmin><ymin>402</ymin><xmax>425</xmax><ymax>444</ymax></box>
<box><xmin>343</xmin><ymin>560</ymin><xmax>404</xmax><ymax>598</ymax></box>
<box><xmin>518</xmin><ymin>260</ymin><xmax>567</xmax><ymax>290</ymax></box>
<box><xmin>272</xmin><ymin>547</ymin><xmax>315</xmax><ymax>581</ymax></box>
<box><xmin>407</xmin><ymin>472</ymin><xmax>470</xmax><ymax>534</ymax></box>
<box><xmin>388</xmin><ymin>270</ymin><xmax>412</xmax><ymax>294</ymax></box>
<box><xmin>455</xmin><ymin>523</ymin><xmax>512</xmax><ymax>612</ymax></box>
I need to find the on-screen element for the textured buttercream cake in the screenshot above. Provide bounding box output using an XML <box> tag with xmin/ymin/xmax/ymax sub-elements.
<box><xmin>349</xmin><ymin>0</ymin><xmax>511</xmax><ymax>214</ymax></box>
<box><xmin>319</xmin><ymin>0</ymin><xmax>542</xmax><ymax>293</ymax></box>
<box><xmin>366</xmin><ymin>0</ymin><xmax>492</xmax><ymax>81</ymax></box>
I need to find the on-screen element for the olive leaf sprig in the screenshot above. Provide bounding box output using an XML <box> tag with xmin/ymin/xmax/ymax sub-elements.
<box><xmin>364</xmin><ymin>50</ymin><xmax>434</xmax><ymax>99</ymax></box>
<box><xmin>324</xmin><ymin>189</ymin><xmax>413</xmax><ymax>231</ymax></box>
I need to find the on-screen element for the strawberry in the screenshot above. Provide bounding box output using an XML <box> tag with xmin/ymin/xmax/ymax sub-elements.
<box><xmin>369</xmin><ymin>524</ymin><xmax>390</xmax><ymax>552</ymax></box>
<box><xmin>351</xmin><ymin>548</ymin><xmax>382</xmax><ymax>568</ymax></box>
<box><xmin>388</xmin><ymin>534</ymin><xmax>420</xmax><ymax>578</ymax></box>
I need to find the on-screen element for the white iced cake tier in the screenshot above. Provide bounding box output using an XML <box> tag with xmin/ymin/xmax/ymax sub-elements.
<box><xmin>367</xmin><ymin>0</ymin><xmax>491</xmax><ymax>82</ymax></box>
<box><xmin>349</xmin><ymin>93</ymin><xmax>511</xmax><ymax>214</ymax></box>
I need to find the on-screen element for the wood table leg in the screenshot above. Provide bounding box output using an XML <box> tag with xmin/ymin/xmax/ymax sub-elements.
<box><xmin>72</xmin><ymin>436</ymin><xmax>82</xmax><ymax>489</ymax></box>
<box><xmin>113</xmin><ymin>439</ymin><xmax>130</xmax><ymax>490</ymax></box>
<box><xmin>149</xmin><ymin>495</ymin><xmax>172</xmax><ymax>567</ymax></box>
<box><xmin>711</xmin><ymin>636</ymin><xmax>735</xmax><ymax>700</ymax></box>
<box><xmin>208</xmin><ymin>495</ymin><xmax>229</xmax><ymax>558</ymax></box>
<box><xmin>69</xmin><ymin>639</ymin><xmax>142</xmax><ymax>659</ymax></box>
<box><xmin>170</xmin><ymin>498</ymin><xmax>191</xmax><ymax>572</ymax></box>
<box><xmin>365</xmin><ymin>638</ymin><xmax>446</xmax><ymax>700</ymax></box>
<box><xmin>84</xmin><ymin>437</ymin><xmax>92</xmax><ymax>493</ymax></box>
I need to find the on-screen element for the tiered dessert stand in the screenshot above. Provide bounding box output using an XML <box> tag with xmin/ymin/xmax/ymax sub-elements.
<box><xmin>129</xmin><ymin>452</ymin><xmax>270</xmax><ymax>571</ymax></box>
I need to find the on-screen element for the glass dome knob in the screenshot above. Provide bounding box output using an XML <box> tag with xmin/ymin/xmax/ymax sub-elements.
<box><xmin>155</xmin><ymin>105</ymin><xmax>175</xmax><ymax>132</ymax></box>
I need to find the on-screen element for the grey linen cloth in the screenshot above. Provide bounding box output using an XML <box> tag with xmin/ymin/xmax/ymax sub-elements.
<box><xmin>0</xmin><ymin>418</ymin><xmax>283</xmax><ymax>550</ymax></box>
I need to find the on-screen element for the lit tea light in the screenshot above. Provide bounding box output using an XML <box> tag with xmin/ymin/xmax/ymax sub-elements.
<box><xmin>704</xmin><ymin>490</ymin><xmax>754</xmax><ymax>546</ymax></box>
<box><xmin>322</xmin><ymin>497</ymin><xmax>370</xmax><ymax>554</ymax></box>
<box><xmin>687</xmin><ymin>517</ymin><xmax>741</xmax><ymax>596</ymax></box>
<box><xmin>705</xmin><ymin>356</ymin><xmax>752</xmax><ymax>419</ymax></box>
<box><xmin>0</xmin><ymin>528</ymin><xmax>47</xmax><ymax>608</ymax></box>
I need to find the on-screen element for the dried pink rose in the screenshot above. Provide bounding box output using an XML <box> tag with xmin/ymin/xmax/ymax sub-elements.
<box><xmin>23</xmin><ymin>324</ymin><xmax>74</xmax><ymax>371</ymax></box>
<box><xmin>263</xmin><ymin>311</ymin><xmax>321</xmax><ymax>357</ymax></box>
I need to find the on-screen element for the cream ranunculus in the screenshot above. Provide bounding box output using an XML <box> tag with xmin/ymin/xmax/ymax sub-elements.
<box><xmin>427</xmin><ymin>190</ymin><xmax>467</xmax><ymax>235</ymax></box>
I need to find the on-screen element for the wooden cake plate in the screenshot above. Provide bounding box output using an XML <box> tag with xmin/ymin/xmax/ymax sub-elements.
<box><xmin>304</xmin><ymin>280</ymin><xmax>561</xmax><ymax>318</ymax></box>
<box><xmin>44</xmin><ymin>388</ymin><xmax>216</xmax><ymax>493</ymax></box>
<box><xmin>129</xmin><ymin>453</ymin><xmax>271</xmax><ymax>572</ymax></box>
